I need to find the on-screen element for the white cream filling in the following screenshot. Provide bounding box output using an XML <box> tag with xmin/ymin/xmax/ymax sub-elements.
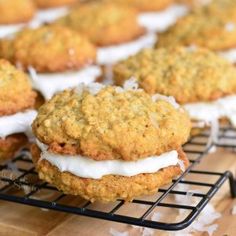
<box><xmin>0</xmin><ymin>6</ymin><xmax>70</xmax><ymax>39</ymax></box>
<box><xmin>0</xmin><ymin>24</ymin><xmax>25</xmax><ymax>38</ymax></box>
<box><xmin>37</xmin><ymin>140</ymin><xmax>181</xmax><ymax>179</ymax></box>
<box><xmin>97</xmin><ymin>33</ymin><xmax>157</xmax><ymax>65</ymax></box>
<box><xmin>219</xmin><ymin>48</ymin><xmax>236</xmax><ymax>64</ymax></box>
<box><xmin>0</xmin><ymin>110</ymin><xmax>37</xmax><ymax>138</ymax></box>
<box><xmin>184</xmin><ymin>95</ymin><xmax>236</xmax><ymax>126</ymax></box>
<box><xmin>138</xmin><ymin>4</ymin><xmax>188</xmax><ymax>33</ymax></box>
<box><xmin>0</xmin><ymin>20</ymin><xmax>41</xmax><ymax>39</ymax></box>
<box><xmin>34</xmin><ymin>6</ymin><xmax>69</xmax><ymax>24</ymax></box>
<box><xmin>28</xmin><ymin>65</ymin><xmax>101</xmax><ymax>100</ymax></box>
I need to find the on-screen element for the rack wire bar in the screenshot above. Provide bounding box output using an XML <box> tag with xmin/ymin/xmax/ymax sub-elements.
<box><xmin>0</xmin><ymin>130</ymin><xmax>235</xmax><ymax>231</ymax></box>
<box><xmin>215</xmin><ymin>125</ymin><xmax>236</xmax><ymax>148</ymax></box>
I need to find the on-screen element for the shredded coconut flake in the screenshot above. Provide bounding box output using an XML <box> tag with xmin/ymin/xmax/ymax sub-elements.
<box><xmin>75</xmin><ymin>83</ymin><xmax>105</xmax><ymax>96</ymax></box>
<box><xmin>87</xmin><ymin>83</ymin><xmax>105</xmax><ymax>95</ymax></box>
<box><xmin>151</xmin><ymin>212</ymin><xmax>162</xmax><ymax>221</ymax></box>
<box><xmin>115</xmin><ymin>86</ymin><xmax>125</xmax><ymax>93</ymax></box>
<box><xmin>209</xmin><ymin>145</ymin><xmax>217</xmax><ymax>153</ymax></box>
<box><xmin>152</xmin><ymin>94</ymin><xmax>180</xmax><ymax>109</ymax></box>
<box><xmin>75</xmin><ymin>83</ymin><xmax>85</xmax><ymax>96</ymax></box>
<box><xmin>186</xmin><ymin>44</ymin><xmax>198</xmax><ymax>52</ymax></box>
<box><xmin>171</xmin><ymin>185</ymin><xmax>221</xmax><ymax>236</ymax></box>
<box><xmin>41</xmin><ymin>208</ymin><xmax>49</xmax><ymax>212</ymax></box>
<box><xmin>131</xmin><ymin>225</ymin><xmax>141</xmax><ymax>230</ymax></box>
<box><xmin>149</xmin><ymin>113</ymin><xmax>159</xmax><ymax>129</ymax></box>
<box><xmin>177</xmin><ymin>159</ymin><xmax>186</xmax><ymax>172</ymax></box>
<box><xmin>225</xmin><ymin>22</ymin><xmax>235</xmax><ymax>32</ymax></box>
<box><xmin>123</xmin><ymin>78</ymin><xmax>139</xmax><ymax>91</ymax></box>
<box><xmin>109</xmin><ymin>228</ymin><xmax>129</xmax><ymax>236</ymax></box>
<box><xmin>142</xmin><ymin>228</ymin><xmax>155</xmax><ymax>236</ymax></box>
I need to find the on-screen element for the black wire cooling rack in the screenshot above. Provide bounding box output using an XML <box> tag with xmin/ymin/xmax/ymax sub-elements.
<box><xmin>216</xmin><ymin>125</ymin><xmax>236</xmax><ymax>149</ymax></box>
<box><xmin>0</xmin><ymin>130</ymin><xmax>235</xmax><ymax>231</ymax></box>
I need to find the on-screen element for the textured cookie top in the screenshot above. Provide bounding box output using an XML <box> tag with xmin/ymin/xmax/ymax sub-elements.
<box><xmin>34</xmin><ymin>0</ymin><xmax>77</xmax><ymax>9</ymax></box>
<box><xmin>54</xmin><ymin>2</ymin><xmax>145</xmax><ymax>46</ymax></box>
<box><xmin>113</xmin><ymin>47</ymin><xmax>236</xmax><ymax>104</ymax></box>
<box><xmin>0</xmin><ymin>60</ymin><xmax>36</xmax><ymax>116</ymax></box>
<box><xmin>103</xmin><ymin>0</ymin><xmax>173</xmax><ymax>12</ymax></box>
<box><xmin>0</xmin><ymin>0</ymin><xmax>36</xmax><ymax>24</ymax></box>
<box><xmin>32</xmin><ymin>82</ymin><xmax>191</xmax><ymax>161</ymax></box>
<box><xmin>157</xmin><ymin>0</ymin><xmax>236</xmax><ymax>51</ymax></box>
<box><xmin>0</xmin><ymin>25</ymin><xmax>96</xmax><ymax>73</ymax></box>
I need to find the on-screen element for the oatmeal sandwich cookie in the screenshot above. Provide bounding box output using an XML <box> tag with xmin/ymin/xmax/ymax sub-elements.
<box><xmin>33</xmin><ymin>0</ymin><xmax>79</xmax><ymax>25</ymax></box>
<box><xmin>0</xmin><ymin>0</ymin><xmax>36</xmax><ymax>38</ymax></box>
<box><xmin>113</xmin><ymin>47</ymin><xmax>236</xmax><ymax>128</ymax></box>
<box><xmin>31</xmin><ymin>81</ymin><xmax>190</xmax><ymax>202</ymax></box>
<box><xmin>0</xmin><ymin>25</ymin><xmax>101</xmax><ymax>100</ymax></box>
<box><xmin>157</xmin><ymin>0</ymin><xmax>236</xmax><ymax>64</ymax></box>
<box><xmin>104</xmin><ymin>0</ymin><xmax>188</xmax><ymax>34</ymax></box>
<box><xmin>54</xmin><ymin>1</ymin><xmax>157</xmax><ymax>65</ymax></box>
<box><xmin>0</xmin><ymin>60</ymin><xmax>37</xmax><ymax>160</ymax></box>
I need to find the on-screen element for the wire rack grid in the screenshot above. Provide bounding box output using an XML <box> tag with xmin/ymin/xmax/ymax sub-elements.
<box><xmin>0</xmin><ymin>130</ymin><xmax>235</xmax><ymax>231</ymax></box>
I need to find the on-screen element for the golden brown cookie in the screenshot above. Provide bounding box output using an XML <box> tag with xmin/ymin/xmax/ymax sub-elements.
<box><xmin>0</xmin><ymin>59</ymin><xmax>36</xmax><ymax>116</ymax></box>
<box><xmin>176</xmin><ymin>0</ymin><xmax>210</xmax><ymax>8</ymax></box>
<box><xmin>104</xmin><ymin>0</ymin><xmax>173</xmax><ymax>12</ymax></box>
<box><xmin>54</xmin><ymin>2</ymin><xmax>145</xmax><ymax>46</ymax></box>
<box><xmin>31</xmin><ymin>144</ymin><xmax>189</xmax><ymax>202</ymax></box>
<box><xmin>0</xmin><ymin>0</ymin><xmax>36</xmax><ymax>24</ymax></box>
<box><xmin>32</xmin><ymin>83</ymin><xmax>191</xmax><ymax>161</ymax></box>
<box><xmin>0</xmin><ymin>25</ymin><xmax>97</xmax><ymax>73</ymax></box>
<box><xmin>0</xmin><ymin>39</ymin><xmax>14</xmax><ymax>62</ymax></box>
<box><xmin>34</xmin><ymin>0</ymin><xmax>77</xmax><ymax>8</ymax></box>
<box><xmin>113</xmin><ymin>47</ymin><xmax>236</xmax><ymax>104</ymax></box>
<box><xmin>157</xmin><ymin>0</ymin><xmax>236</xmax><ymax>51</ymax></box>
<box><xmin>0</xmin><ymin>134</ymin><xmax>28</xmax><ymax>161</ymax></box>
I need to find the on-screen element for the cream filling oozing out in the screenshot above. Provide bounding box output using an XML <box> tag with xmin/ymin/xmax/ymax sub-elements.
<box><xmin>34</xmin><ymin>6</ymin><xmax>70</xmax><ymax>24</ymax></box>
<box><xmin>184</xmin><ymin>95</ymin><xmax>236</xmax><ymax>127</ymax></box>
<box><xmin>138</xmin><ymin>4</ymin><xmax>188</xmax><ymax>33</ymax></box>
<box><xmin>0</xmin><ymin>7</ymin><xmax>69</xmax><ymax>39</ymax></box>
<box><xmin>219</xmin><ymin>48</ymin><xmax>236</xmax><ymax>64</ymax></box>
<box><xmin>0</xmin><ymin>110</ymin><xmax>37</xmax><ymax>139</ymax></box>
<box><xmin>97</xmin><ymin>33</ymin><xmax>157</xmax><ymax>65</ymax></box>
<box><xmin>28</xmin><ymin>65</ymin><xmax>102</xmax><ymax>100</ymax></box>
<box><xmin>37</xmin><ymin>140</ymin><xmax>182</xmax><ymax>179</ymax></box>
<box><xmin>0</xmin><ymin>24</ymin><xmax>25</xmax><ymax>38</ymax></box>
<box><xmin>0</xmin><ymin>20</ymin><xmax>42</xmax><ymax>39</ymax></box>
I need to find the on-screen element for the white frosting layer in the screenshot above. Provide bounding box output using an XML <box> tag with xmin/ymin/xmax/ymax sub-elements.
<box><xmin>184</xmin><ymin>95</ymin><xmax>236</xmax><ymax>126</ymax></box>
<box><xmin>0</xmin><ymin>24</ymin><xmax>24</xmax><ymax>38</ymax></box>
<box><xmin>0</xmin><ymin>110</ymin><xmax>37</xmax><ymax>138</ymax></box>
<box><xmin>219</xmin><ymin>48</ymin><xmax>236</xmax><ymax>64</ymax></box>
<box><xmin>0</xmin><ymin>7</ymin><xmax>69</xmax><ymax>39</ymax></box>
<box><xmin>28</xmin><ymin>65</ymin><xmax>101</xmax><ymax>100</ymax></box>
<box><xmin>97</xmin><ymin>33</ymin><xmax>157</xmax><ymax>65</ymax></box>
<box><xmin>138</xmin><ymin>4</ymin><xmax>188</xmax><ymax>33</ymax></box>
<box><xmin>37</xmin><ymin>140</ymin><xmax>180</xmax><ymax>179</ymax></box>
<box><xmin>34</xmin><ymin>6</ymin><xmax>69</xmax><ymax>24</ymax></box>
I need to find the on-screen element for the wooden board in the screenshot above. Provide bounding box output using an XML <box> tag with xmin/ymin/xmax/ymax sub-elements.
<box><xmin>0</xmin><ymin>147</ymin><xmax>235</xmax><ymax>236</ymax></box>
